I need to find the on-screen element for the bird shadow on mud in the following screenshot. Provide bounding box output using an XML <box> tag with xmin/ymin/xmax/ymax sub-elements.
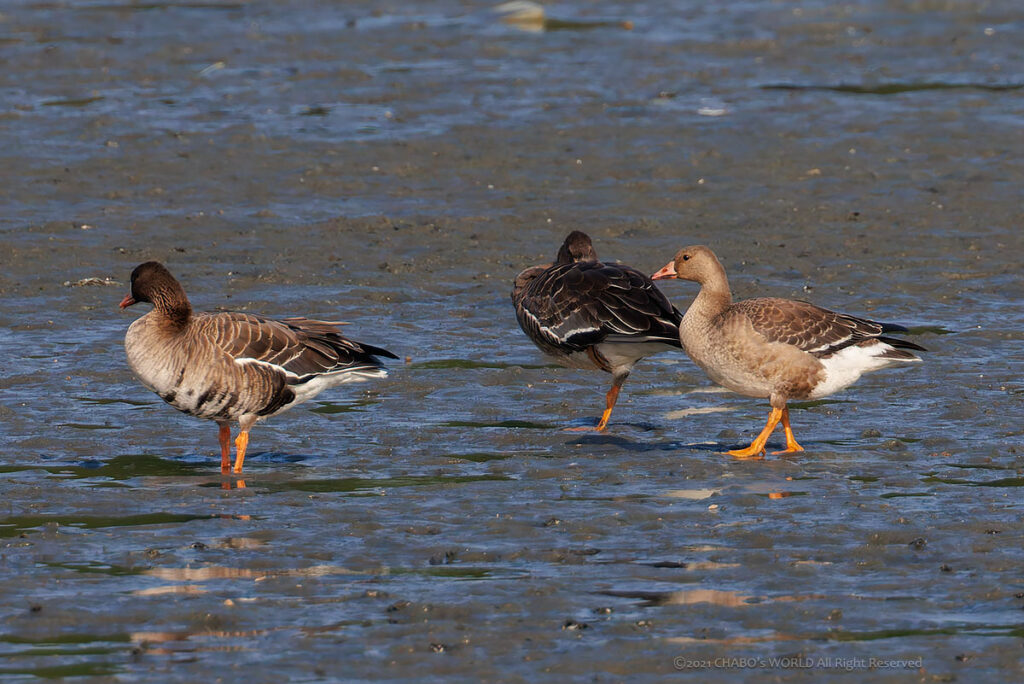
<box><xmin>566</xmin><ymin>432</ymin><xmax>819</xmax><ymax>458</ymax></box>
<box><xmin>567</xmin><ymin>433</ymin><xmax>717</xmax><ymax>453</ymax></box>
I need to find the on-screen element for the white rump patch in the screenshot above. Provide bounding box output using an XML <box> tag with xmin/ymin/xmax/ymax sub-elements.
<box><xmin>810</xmin><ymin>343</ymin><xmax>921</xmax><ymax>399</ymax></box>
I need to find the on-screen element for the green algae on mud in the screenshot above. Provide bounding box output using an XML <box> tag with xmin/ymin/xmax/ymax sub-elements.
<box><xmin>0</xmin><ymin>513</ymin><xmax>221</xmax><ymax>538</ymax></box>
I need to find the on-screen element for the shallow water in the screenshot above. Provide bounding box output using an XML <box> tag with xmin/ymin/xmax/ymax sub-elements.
<box><xmin>2</xmin><ymin>0</ymin><xmax>1023</xmax><ymax>680</ymax></box>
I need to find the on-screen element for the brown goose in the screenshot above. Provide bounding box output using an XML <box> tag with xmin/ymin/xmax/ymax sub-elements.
<box><xmin>120</xmin><ymin>262</ymin><xmax>398</xmax><ymax>474</ymax></box>
<box><xmin>652</xmin><ymin>245</ymin><xmax>926</xmax><ymax>457</ymax></box>
<box><xmin>512</xmin><ymin>231</ymin><xmax>683</xmax><ymax>431</ymax></box>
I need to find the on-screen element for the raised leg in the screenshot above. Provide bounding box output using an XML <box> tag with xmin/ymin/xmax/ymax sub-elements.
<box><xmin>594</xmin><ymin>383</ymin><xmax>622</xmax><ymax>431</ymax></box>
<box><xmin>728</xmin><ymin>407</ymin><xmax>783</xmax><ymax>459</ymax></box>
<box><xmin>773</xmin><ymin>406</ymin><xmax>804</xmax><ymax>454</ymax></box>
<box><xmin>565</xmin><ymin>376</ymin><xmax>625</xmax><ymax>432</ymax></box>
<box><xmin>233</xmin><ymin>431</ymin><xmax>249</xmax><ymax>474</ymax></box>
<box><xmin>218</xmin><ymin>423</ymin><xmax>232</xmax><ymax>474</ymax></box>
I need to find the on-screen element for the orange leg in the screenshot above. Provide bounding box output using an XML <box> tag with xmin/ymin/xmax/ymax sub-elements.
<box><xmin>233</xmin><ymin>431</ymin><xmax>249</xmax><ymax>474</ymax></box>
<box><xmin>565</xmin><ymin>383</ymin><xmax>622</xmax><ymax>432</ymax></box>
<box><xmin>728</xmin><ymin>407</ymin><xmax>783</xmax><ymax>459</ymax></box>
<box><xmin>218</xmin><ymin>424</ymin><xmax>232</xmax><ymax>474</ymax></box>
<box><xmin>773</xmin><ymin>406</ymin><xmax>804</xmax><ymax>455</ymax></box>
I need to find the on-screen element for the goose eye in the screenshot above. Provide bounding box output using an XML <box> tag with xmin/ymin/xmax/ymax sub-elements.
<box><xmin>682</xmin><ymin>254</ymin><xmax>690</xmax><ymax>261</ymax></box>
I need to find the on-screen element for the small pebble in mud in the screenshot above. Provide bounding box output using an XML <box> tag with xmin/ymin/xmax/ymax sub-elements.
<box><xmin>861</xmin><ymin>428</ymin><xmax>882</xmax><ymax>438</ymax></box>
<box><xmin>826</xmin><ymin>609</ymin><xmax>842</xmax><ymax>621</ymax></box>
<box><xmin>940</xmin><ymin>564</ymin><xmax>952</xmax><ymax>572</ymax></box>
<box><xmin>430</xmin><ymin>643</ymin><xmax>448</xmax><ymax>654</ymax></box>
<box><xmin>908</xmin><ymin>537</ymin><xmax>927</xmax><ymax>550</ymax></box>
<box><xmin>29</xmin><ymin>604</ymin><xmax>42</xmax><ymax>613</ymax></box>
<box><xmin>190</xmin><ymin>541</ymin><xmax>207</xmax><ymax>550</ymax></box>
<box><xmin>387</xmin><ymin>601</ymin><xmax>411</xmax><ymax>613</ymax></box>
<box><xmin>592</xmin><ymin>607</ymin><xmax>612</xmax><ymax>615</ymax></box>
<box><xmin>955</xmin><ymin>654</ymin><xmax>972</xmax><ymax>662</ymax></box>
<box><xmin>144</xmin><ymin>548</ymin><xmax>160</xmax><ymax>558</ymax></box>
<box><xmin>562</xmin><ymin>620</ymin><xmax>588</xmax><ymax>631</ymax></box>
<box><xmin>543</xmin><ymin>517</ymin><xmax>561</xmax><ymax>527</ymax></box>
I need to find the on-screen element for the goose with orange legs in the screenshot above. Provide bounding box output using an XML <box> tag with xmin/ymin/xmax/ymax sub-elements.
<box><xmin>652</xmin><ymin>246</ymin><xmax>925</xmax><ymax>457</ymax></box>
<box><xmin>513</xmin><ymin>231</ymin><xmax>683</xmax><ymax>431</ymax></box>
<box><xmin>120</xmin><ymin>262</ymin><xmax>397</xmax><ymax>474</ymax></box>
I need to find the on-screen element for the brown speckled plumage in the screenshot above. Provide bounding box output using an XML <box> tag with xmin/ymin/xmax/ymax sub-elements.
<box><xmin>653</xmin><ymin>245</ymin><xmax>926</xmax><ymax>457</ymax></box>
<box><xmin>121</xmin><ymin>261</ymin><xmax>397</xmax><ymax>473</ymax></box>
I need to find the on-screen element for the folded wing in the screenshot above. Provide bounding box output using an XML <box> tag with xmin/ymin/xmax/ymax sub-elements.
<box><xmin>515</xmin><ymin>261</ymin><xmax>683</xmax><ymax>352</ymax></box>
<box><xmin>198</xmin><ymin>312</ymin><xmax>398</xmax><ymax>382</ymax></box>
<box><xmin>728</xmin><ymin>298</ymin><xmax>926</xmax><ymax>358</ymax></box>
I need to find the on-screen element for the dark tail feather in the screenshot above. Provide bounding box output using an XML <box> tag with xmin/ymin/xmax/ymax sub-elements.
<box><xmin>358</xmin><ymin>342</ymin><xmax>400</xmax><ymax>360</ymax></box>
<box><xmin>877</xmin><ymin>336</ymin><xmax>928</xmax><ymax>353</ymax></box>
<box><xmin>878</xmin><ymin>321</ymin><xmax>910</xmax><ymax>334</ymax></box>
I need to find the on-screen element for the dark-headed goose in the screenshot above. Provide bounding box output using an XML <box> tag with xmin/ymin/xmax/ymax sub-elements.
<box><xmin>513</xmin><ymin>231</ymin><xmax>683</xmax><ymax>431</ymax></box>
<box><xmin>120</xmin><ymin>261</ymin><xmax>397</xmax><ymax>473</ymax></box>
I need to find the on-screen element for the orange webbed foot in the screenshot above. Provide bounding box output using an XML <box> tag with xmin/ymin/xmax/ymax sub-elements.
<box><xmin>772</xmin><ymin>408</ymin><xmax>804</xmax><ymax>455</ymax></box>
<box><xmin>218</xmin><ymin>423</ymin><xmax>232</xmax><ymax>473</ymax></box>
<box><xmin>564</xmin><ymin>423</ymin><xmax>607</xmax><ymax>433</ymax></box>
<box><xmin>726</xmin><ymin>407</ymin><xmax>783</xmax><ymax>460</ymax></box>
<box><xmin>233</xmin><ymin>431</ymin><xmax>249</xmax><ymax>474</ymax></box>
<box><xmin>727</xmin><ymin>445</ymin><xmax>767</xmax><ymax>459</ymax></box>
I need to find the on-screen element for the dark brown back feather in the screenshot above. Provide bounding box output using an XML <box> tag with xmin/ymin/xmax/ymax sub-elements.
<box><xmin>198</xmin><ymin>312</ymin><xmax>397</xmax><ymax>381</ymax></box>
<box><xmin>726</xmin><ymin>298</ymin><xmax>926</xmax><ymax>357</ymax></box>
<box><xmin>513</xmin><ymin>260</ymin><xmax>683</xmax><ymax>355</ymax></box>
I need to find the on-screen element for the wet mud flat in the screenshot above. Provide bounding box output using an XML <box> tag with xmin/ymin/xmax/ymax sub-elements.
<box><xmin>1</xmin><ymin>0</ymin><xmax>1023</xmax><ymax>681</ymax></box>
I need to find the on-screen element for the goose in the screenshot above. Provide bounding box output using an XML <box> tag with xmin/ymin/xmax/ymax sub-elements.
<box><xmin>512</xmin><ymin>231</ymin><xmax>683</xmax><ymax>430</ymax></box>
<box><xmin>120</xmin><ymin>261</ymin><xmax>397</xmax><ymax>473</ymax></box>
<box><xmin>652</xmin><ymin>245</ymin><xmax>926</xmax><ymax>457</ymax></box>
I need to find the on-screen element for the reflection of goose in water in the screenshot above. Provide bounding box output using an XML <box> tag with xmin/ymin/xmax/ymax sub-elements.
<box><xmin>494</xmin><ymin>1</ymin><xmax>633</xmax><ymax>32</ymax></box>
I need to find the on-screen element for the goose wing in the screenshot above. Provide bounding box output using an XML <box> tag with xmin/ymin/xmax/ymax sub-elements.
<box><xmin>515</xmin><ymin>261</ymin><xmax>682</xmax><ymax>352</ymax></box>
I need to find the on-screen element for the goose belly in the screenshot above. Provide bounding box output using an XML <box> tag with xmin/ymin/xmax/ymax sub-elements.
<box><xmin>549</xmin><ymin>350</ymin><xmax>599</xmax><ymax>371</ymax></box>
<box><xmin>594</xmin><ymin>341</ymin><xmax>677</xmax><ymax>373</ymax></box>
<box><xmin>125</xmin><ymin>335</ymin><xmax>251</xmax><ymax>421</ymax></box>
<box><xmin>699</xmin><ymin>360</ymin><xmax>773</xmax><ymax>399</ymax></box>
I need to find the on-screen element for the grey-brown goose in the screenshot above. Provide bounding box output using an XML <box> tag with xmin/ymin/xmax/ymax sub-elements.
<box><xmin>652</xmin><ymin>245</ymin><xmax>926</xmax><ymax>457</ymax></box>
<box><xmin>512</xmin><ymin>231</ymin><xmax>683</xmax><ymax>431</ymax></box>
<box><xmin>120</xmin><ymin>261</ymin><xmax>398</xmax><ymax>474</ymax></box>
